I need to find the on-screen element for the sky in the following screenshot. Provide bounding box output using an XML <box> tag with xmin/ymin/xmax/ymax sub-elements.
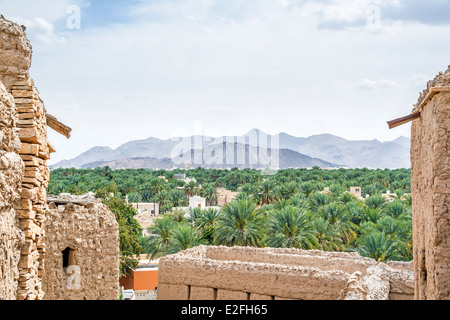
<box><xmin>1</xmin><ymin>0</ymin><xmax>449</xmax><ymax>164</ymax></box>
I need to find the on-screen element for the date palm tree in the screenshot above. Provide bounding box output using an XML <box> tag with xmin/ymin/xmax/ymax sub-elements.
<box><xmin>167</xmin><ymin>224</ymin><xmax>205</xmax><ymax>254</ymax></box>
<box><xmin>312</xmin><ymin>217</ymin><xmax>345</xmax><ymax>252</ymax></box>
<box><xmin>214</xmin><ymin>199</ymin><xmax>265</xmax><ymax>247</ymax></box>
<box><xmin>193</xmin><ymin>208</ymin><xmax>220</xmax><ymax>244</ymax></box>
<box><xmin>308</xmin><ymin>192</ymin><xmax>331</xmax><ymax>212</ymax></box>
<box><xmin>299</xmin><ymin>181</ymin><xmax>315</xmax><ymax>198</ymax></box>
<box><xmin>155</xmin><ymin>190</ymin><xmax>172</xmax><ymax>213</ymax></box>
<box><xmin>265</xmin><ymin>206</ymin><xmax>318</xmax><ymax>250</ymax></box>
<box><xmin>143</xmin><ymin>215</ymin><xmax>177</xmax><ymax>259</ymax></box>
<box><xmin>384</xmin><ymin>200</ymin><xmax>409</xmax><ymax>220</ymax></box>
<box><xmin>149</xmin><ymin>177</ymin><xmax>165</xmax><ymax>214</ymax></box>
<box><xmin>171</xmin><ymin>189</ymin><xmax>186</xmax><ymax>209</ymax></box>
<box><xmin>256</xmin><ymin>180</ymin><xmax>277</xmax><ymax>206</ymax></box>
<box><xmin>356</xmin><ymin>231</ymin><xmax>403</xmax><ymax>262</ymax></box>
<box><xmin>338</xmin><ymin>192</ymin><xmax>358</xmax><ymax>204</ymax></box>
<box><xmin>184</xmin><ymin>181</ymin><xmax>199</xmax><ymax>198</ymax></box>
<box><xmin>201</xmin><ymin>184</ymin><xmax>218</xmax><ymax>206</ymax></box>
<box><xmin>239</xmin><ymin>183</ymin><xmax>257</xmax><ymax>198</ymax></box>
<box><xmin>365</xmin><ymin>194</ymin><xmax>387</xmax><ymax>210</ymax></box>
<box><xmin>278</xmin><ymin>182</ymin><xmax>298</xmax><ymax>200</ymax></box>
<box><xmin>319</xmin><ymin>203</ymin><xmax>357</xmax><ymax>244</ymax></box>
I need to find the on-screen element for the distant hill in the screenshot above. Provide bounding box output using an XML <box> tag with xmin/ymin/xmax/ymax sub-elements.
<box><xmin>51</xmin><ymin>129</ymin><xmax>410</xmax><ymax>170</ymax></box>
<box><xmin>80</xmin><ymin>142</ymin><xmax>340</xmax><ymax>170</ymax></box>
<box><xmin>274</xmin><ymin>132</ymin><xmax>411</xmax><ymax>169</ymax></box>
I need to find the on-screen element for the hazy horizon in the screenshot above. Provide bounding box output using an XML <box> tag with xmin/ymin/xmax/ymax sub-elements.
<box><xmin>49</xmin><ymin>128</ymin><xmax>411</xmax><ymax>164</ymax></box>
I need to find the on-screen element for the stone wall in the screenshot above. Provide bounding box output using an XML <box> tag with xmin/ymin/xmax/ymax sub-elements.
<box><xmin>0</xmin><ymin>14</ymin><xmax>51</xmax><ymax>300</ymax></box>
<box><xmin>13</xmin><ymin>75</ymin><xmax>50</xmax><ymax>300</ymax></box>
<box><xmin>0</xmin><ymin>79</ymin><xmax>25</xmax><ymax>300</ymax></box>
<box><xmin>0</xmin><ymin>14</ymin><xmax>121</xmax><ymax>301</ymax></box>
<box><xmin>157</xmin><ymin>246</ymin><xmax>414</xmax><ymax>300</ymax></box>
<box><xmin>339</xmin><ymin>264</ymin><xmax>414</xmax><ymax>300</ymax></box>
<box><xmin>42</xmin><ymin>195</ymin><xmax>120</xmax><ymax>300</ymax></box>
<box><xmin>411</xmin><ymin>66</ymin><xmax>450</xmax><ymax>300</ymax></box>
<box><xmin>0</xmin><ymin>15</ymin><xmax>32</xmax><ymax>92</ymax></box>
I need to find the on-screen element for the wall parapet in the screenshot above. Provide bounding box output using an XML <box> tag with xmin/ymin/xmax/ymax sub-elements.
<box><xmin>157</xmin><ymin>246</ymin><xmax>414</xmax><ymax>301</ymax></box>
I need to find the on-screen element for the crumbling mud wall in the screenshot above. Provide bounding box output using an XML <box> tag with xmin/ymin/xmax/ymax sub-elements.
<box><xmin>157</xmin><ymin>246</ymin><xmax>413</xmax><ymax>300</ymax></box>
<box><xmin>0</xmin><ymin>14</ymin><xmax>51</xmax><ymax>300</ymax></box>
<box><xmin>42</xmin><ymin>195</ymin><xmax>120</xmax><ymax>300</ymax></box>
<box><xmin>339</xmin><ymin>264</ymin><xmax>414</xmax><ymax>300</ymax></box>
<box><xmin>0</xmin><ymin>16</ymin><xmax>32</xmax><ymax>92</ymax></box>
<box><xmin>411</xmin><ymin>67</ymin><xmax>450</xmax><ymax>300</ymax></box>
<box><xmin>0</xmin><ymin>14</ymin><xmax>121</xmax><ymax>301</ymax></box>
<box><xmin>0</xmin><ymin>79</ymin><xmax>25</xmax><ymax>300</ymax></box>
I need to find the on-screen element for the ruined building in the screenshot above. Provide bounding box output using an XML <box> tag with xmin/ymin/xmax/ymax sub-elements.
<box><xmin>0</xmin><ymin>15</ymin><xmax>120</xmax><ymax>300</ymax></box>
<box><xmin>410</xmin><ymin>67</ymin><xmax>450</xmax><ymax>300</ymax></box>
<box><xmin>387</xmin><ymin>66</ymin><xmax>450</xmax><ymax>300</ymax></box>
<box><xmin>43</xmin><ymin>194</ymin><xmax>120</xmax><ymax>300</ymax></box>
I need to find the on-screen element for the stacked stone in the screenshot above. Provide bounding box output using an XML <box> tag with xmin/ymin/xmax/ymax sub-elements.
<box><xmin>0</xmin><ymin>79</ymin><xmax>25</xmax><ymax>300</ymax></box>
<box><xmin>11</xmin><ymin>75</ymin><xmax>50</xmax><ymax>301</ymax></box>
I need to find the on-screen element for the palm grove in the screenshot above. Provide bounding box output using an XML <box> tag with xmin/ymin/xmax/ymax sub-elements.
<box><xmin>48</xmin><ymin>167</ymin><xmax>413</xmax><ymax>274</ymax></box>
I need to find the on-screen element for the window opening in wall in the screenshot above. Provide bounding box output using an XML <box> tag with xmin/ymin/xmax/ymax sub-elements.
<box><xmin>62</xmin><ymin>247</ymin><xmax>76</xmax><ymax>268</ymax></box>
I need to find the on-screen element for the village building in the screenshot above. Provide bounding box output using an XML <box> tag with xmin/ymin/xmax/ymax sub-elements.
<box><xmin>131</xmin><ymin>202</ymin><xmax>160</xmax><ymax>217</ymax></box>
<box><xmin>42</xmin><ymin>194</ymin><xmax>120</xmax><ymax>300</ymax></box>
<box><xmin>119</xmin><ymin>255</ymin><xmax>159</xmax><ymax>300</ymax></box>
<box><xmin>349</xmin><ymin>187</ymin><xmax>364</xmax><ymax>199</ymax></box>
<box><xmin>174</xmin><ymin>196</ymin><xmax>220</xmax><ymax>216</ymax></box>
<box><xmin>216</xmin><ymin>187</ymin><xmax>238</xmax><ymax>207</ymax></box>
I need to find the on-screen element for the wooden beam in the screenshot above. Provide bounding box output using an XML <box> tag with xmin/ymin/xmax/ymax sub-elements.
<box><xmin>388</xmin><ymin>86</ymin><xmax>450</xmax><ymax>129</ymax></box>
<box><xmin>387</xmin><ymin>112</ymin><xmax>421</xmax><ymax>129</ymax></box>
<box><xmin>46</xmin><ymin>114</ymin><xmax>72</xmax><ymax>139</ymax></box>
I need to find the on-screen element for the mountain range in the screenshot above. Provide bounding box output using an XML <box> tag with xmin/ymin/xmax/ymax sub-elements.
<box><xmin>51</xmin><ymin>129</ymin><xmax>411</xmax><ymax>170</ymax></box>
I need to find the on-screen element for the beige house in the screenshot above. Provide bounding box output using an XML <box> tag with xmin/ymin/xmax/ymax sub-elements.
<box><xmin>131</xmin><ymin>203</ymin><xmax>160</xmax><ymax>236</ymax></box>
<box><xmin>349</xmin><ymin>187</ymin><xmax>363</xmax><ymax>199</ymax></box>
<box><xmin>131</xmin><ymin>203</ymin><xmax>160</xmax><ymax>217</ymax></box>
<box><xmin>217</xmin><ymin>188</ymin><xmax>238</xmax><ymax>207</ymax></box>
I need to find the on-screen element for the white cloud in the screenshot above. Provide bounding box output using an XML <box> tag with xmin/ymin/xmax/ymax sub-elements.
<box><xmin>0</xmin><ymin>0</ymin><xmax>75</xmax><ymax>22</ymax></box>
<box><xmin>24</xmin><ymin>18</ymin><xmax>66</xmax><ymax>44</ymax></box>
<box><xmin>358</xmin><ymin>78</ymin><xmax>400</xmax><ymax>90</ymax></box>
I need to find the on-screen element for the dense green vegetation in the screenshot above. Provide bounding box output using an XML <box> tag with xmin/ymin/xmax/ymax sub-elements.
<box><xmin>49</xmin><ymin>167</ymin><xmax>413</xmax><ymax>264</ymax></box>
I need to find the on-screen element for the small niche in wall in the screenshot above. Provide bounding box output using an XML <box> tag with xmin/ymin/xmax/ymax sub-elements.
<box><xmin>62</xmin><ymin>247</ymin><xmax>76</xmax><ymax>268</ymax></box>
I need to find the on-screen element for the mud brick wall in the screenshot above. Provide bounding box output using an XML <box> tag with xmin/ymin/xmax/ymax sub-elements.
<box><xmin>0</xmin><ymin>14</ymin><xmax>46</xmax><ymax>300</ymax></box>
<box><xmin>411</xmin><ymin>67</ymin><xmax>450</xmax><ymax>300</ymax></box>
<box><xmin>1</xmin><ymin>14</ymin><xmax>121</xmax><ymax>301</ymax></box>
<box><xmin>42</xmin><ymin>199</ymin><xmax>120</xmax><ymax>300</ymax></box>
<box><xmin>157</xmin><ymin>246</ymin><xmax>414</xmax><ymax>301</ymax></box>
<box><xmin>0</xmin><ymin>80</ymin><xmax>25</xmax><ymax>300</ymax></box>
<box><xmin>12</xmin><ymin>75</ymin><xmax>50</xmax><ymax>300</ymax></box>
